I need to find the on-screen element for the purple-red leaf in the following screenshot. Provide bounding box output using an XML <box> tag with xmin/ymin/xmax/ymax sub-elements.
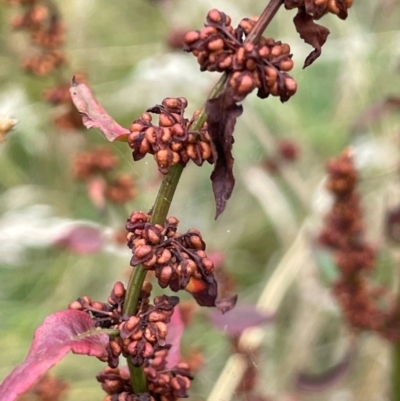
<box><xmin>69</xmin><ymin>78</ymin><xmax>130</xmax><ymax>142</ymax></box>
<box><xmin>54</xmin><ymin>225</ymin><xmax>104</xmax><ymax>254</ymax></box>
<box><xmin>293</xmin><ymin>7</ymin><xmax>330</xmax><ymax>68</ymax></box>
<box><xmin>206</xmin><ymin>91</ymin><xmax>243</xmax><ymax>219</ymax></box>
<box><xmin>295</xmin><ymin>348</ymin><xmax>355</xmax><ymax>392</ymax></box>
<box><xmin>166</xmin><ymin>307</ymin><xmax>185</xmax><ymax>368</ymax></box>
<box><xmin>209</xmin><ymin>304</ymin><xmax>274</xmax><ymax>336</ymax></box>
<box><xmin>0</xmin><ymin>310</ymin><xmax>108</xmax><ymax>401</ymax></box>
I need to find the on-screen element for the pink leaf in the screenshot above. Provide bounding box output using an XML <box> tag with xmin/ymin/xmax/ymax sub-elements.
<box><xmin>166</xmin><ymin>307</ymin><xmax>184</xmax><ymax>368</ymax></box>
<box><xmin>0</xmin><ymin>310</ymin><xmax>108</xmax><ymax>401</ymax></box>
<box><xmin>54</xmin><ymin>225</ymin><xmax>104</xmax><ymax>254</ymax></box>
<box><xmin>209</xmin><ymin>304</ymin><xmax>274</xmax><ymax>336</ymax></box>
<box><xmin>69</xmin><ymin>78</ymin><xmax>130</xmax><ymax>142</ymax></box>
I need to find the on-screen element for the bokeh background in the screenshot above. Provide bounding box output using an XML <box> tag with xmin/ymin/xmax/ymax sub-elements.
<box><xmin>1</xmin><ymin>1</ymin><xmax>400</xmax><ymax>400</ymax></box>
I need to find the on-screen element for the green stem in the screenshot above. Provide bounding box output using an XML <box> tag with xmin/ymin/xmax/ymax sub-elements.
<box><xmin>122</xmin><ymin>0</ymin><xmax>283</xmax><ymax>389</ymax></box>
<box><xmin>123</xmin><ymin>74</ymin><xmax>227</xmax><ymax>393</ymax></box>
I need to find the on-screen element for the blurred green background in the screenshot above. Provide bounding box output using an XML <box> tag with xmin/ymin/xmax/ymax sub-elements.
<box><xmin>1</xmin><ymin>1</ymin><xmax>400</xmax><ymax>400</ymax></box>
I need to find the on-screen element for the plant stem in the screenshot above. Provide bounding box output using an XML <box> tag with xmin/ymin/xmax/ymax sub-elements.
<box><xmin>245</xmin><ymin>0</ymin><xmax>284</xmax><ymax>44</ymax></box>
<box><xmin>123</xmin><ymin>73</ymin><xmax>227</xmax><ymax>393</ymax></box>
<box><xmin>123</xmin><ymin>0</ymin><xmax>283</xmax><ymax>389</ymax></box>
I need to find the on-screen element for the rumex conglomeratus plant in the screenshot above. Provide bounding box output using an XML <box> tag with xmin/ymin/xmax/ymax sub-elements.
<box><xmin>0</xmin><ymin>0</ymin><xmax>356</xmax><ymax>400</ymax></box>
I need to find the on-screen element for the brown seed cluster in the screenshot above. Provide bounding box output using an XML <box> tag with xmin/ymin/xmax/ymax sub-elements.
<box><xmin>68</xmin><ymin>282</ymin><xmax>177</xmax><ymax>367</ymax></box>
<box><xmin>7</xmin><ymin>1</ymin><xmax>66</xmax><ymax>76</ymax></box>
<box><xmin>183</xmin><ymin>9</ymin><xmax>297</xmax><ymax>102</ymax></box>
<box><xmin>98</xmin><ymin>362</ymin><xmax>193</xmax><ymax>401</ymax></box>
<box><xmin>128</xmin><ymin>97</ymin><xmax>213</xmax><ymax>175</ymax></box>
<box><xmin>69</xmin><ymin>281</ymin><xmax>193</xmax><ymax>401</ymax></box>
<box><xmin>72</xmin><ymin>147</ymin><xmax>136</xmax><ymax>205</ymax></box>
<box><xmin>319</xmin><ymin>150</ymin><xmax>400</xmax><ymax>342</ymax></box>
<box><xmin>284</xmin><ymin>0</ymin><xmax>353</xmax><ymax>20</ymax></box>
<box><xmin>126</xmin><ymin>211</ymin><xmax>215</xmax><ymax>295</ymax></box>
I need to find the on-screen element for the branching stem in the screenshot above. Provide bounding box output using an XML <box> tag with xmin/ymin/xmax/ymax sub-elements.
<box><xmin>123</xmin><ymin>0</ymin><xmax>283</xmax><ymax>393</ymax></box>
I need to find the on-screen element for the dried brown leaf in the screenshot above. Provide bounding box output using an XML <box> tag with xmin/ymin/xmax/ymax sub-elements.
<box><xmin>205</xmin><ymin>90</ymin><xmax>243</xmax><ymax>219</ymax></box>
<box><xmin>69</xmin><ymin>78</ymin><xmax>129</xmax><ymax>142</ymax></box>
<box><xmin>293</xmin><ymin>7</ymin><xmax>330</xmax><ymax>68</ymax></box>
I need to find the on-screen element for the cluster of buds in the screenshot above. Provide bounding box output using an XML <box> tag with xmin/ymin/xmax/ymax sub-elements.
<box><xmin>117</xmin><ymin>293</ymin><xmax>179</xmax><ymax>368</ymax></box>
<box><xmin>68</xmin><ymin>281</ymin><xmax>127</xmax><ymax>330</ymax></box>
<box><xmin>72</xmin><ymin>146</ymin><xmax>136</xmax><ymax>205</ymax></box>
<box><xmin>319</xmin><ymin>150</ymin><xmax>400</xmax><ymax>342</ymax></box>
<box><xmin>7</xmin><ymin>0</ymin><xmax>66</xmax><ymax>76</ymax></box>
<box><xmin>128</xmin><ymin>97</ymin><xmax>213</xmax><ymax>175</ymax></box>
<box><xmin>126</xmin><ymin>211</ymin><xmax>217</xmax><ymax>306</ymax></box>
<box><xmin>69</xmin><ymin>282</ymin><xmax>179</xmax><ymax>368</ymax></box>
<box><xmin>98</xmin><ymin>362</ymin><xmax>192</xmax><ymax>401</ymax></box>
<box><xmin>284</xmin><ymin>0</ymin><xmax>353</xmax><ymax>20</ymax></box>
<box><xmin>69</xmin><ymin>281</ymin><xmax>193</xmax><ymax>400</ymax></box>
<box><xmin>183</xmin><ymin>10</ymin><xmax>296</xmax><ymax>102</ymax></box>
<box><xmin>43</xmin><ymin>77</ymin><xmax>85</xmax><ymax>130</ymax></box>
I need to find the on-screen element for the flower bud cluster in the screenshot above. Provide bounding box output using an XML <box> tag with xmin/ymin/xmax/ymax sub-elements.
<box><xmin>128</xmin><ymin>97</ymin><xmax>213</xmax><ymax>174</ymax></box>
<box><xmin>98</xmin><ymin>361</ymin><xmax>193</xmax><ymax>401</ymax></box>
<box><xmin>72</xmin><ymin>146</ymin><xmax>136</xmax><ymax>205</ymax></box>
<box><xmin>68</xmin><ymin>281</ymin><xmax>127</xmax><ymax>330</ymax></box>
<box><xmin>69</xmin><ymin>282</ymin><xmax>181</xmax><ymax>369</ymax></box>
<box><xmin>126</xmin><ymin>211</ymin><xmax>215</xmax><ymax>293</ymax></box>
<box><xmin>183</xmin><ymin>9</ymin><xmax>297</xmax><ymax>102</ymax></box>
<box><xmin>7</xmin><ymin>1</ymin><xmax>66</xmax><ymax>76</ymax></box>
<box><xmin>284</xmin><ymin>0</ymin><xmax>353</xmax><ymax>20</ymax></box>
<box><xmin>319</xmin><ymin>150</ymin><xmax>400</xmax><ymax>342</ymax></box>
<box><xmin>117</xmin><ymin>294</ymin><xmax>179</xmax><ymax>368</ymax></box>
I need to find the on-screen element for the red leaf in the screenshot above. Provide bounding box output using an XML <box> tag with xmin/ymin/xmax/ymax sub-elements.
<box><xmin>69</xmin><ymin>78</ymin><xmax>130</xmax><ymax>142</ymax></box>
<box><xmin>205</xmin><ymin>90</ymin><xmax>243</xmax><ymax>219</ymax></box>
<box><xmin>293</xmin><ymin>8</ymin><xmax>330</xmax><ymax>68</ymax></box>
<box><xmin>54</xmin><ymin>225</ymin><xmax>104</xmax><ymax>254</ymax></box>
<box><xmin>166</xmin><ymin>307</ymin><xmax>185</xmax><ymax>368</ymax></box>
<box><xmin>0</xmin><ymin>310</ymin><xmax>108</xmax><ymax>401</ymax></box>
<box><xmin>209</xmin><ymin>304</ymin><xmax>274</xmax><ymax>336</ymax></box>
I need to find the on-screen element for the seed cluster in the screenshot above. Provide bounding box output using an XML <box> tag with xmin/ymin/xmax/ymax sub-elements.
<box><xmin>8</xmin><ymin>0</ymin><xmax>66</xmax><ymax>76</ymax></box>
<box><xmin>98</xmin><ymin>362</ymin><xmax>193</xmax><ymax>401</ymax></box>
<box><xmin>69</xmin><ymin>281</ymin><xmax>193</xmax><ymax>401</ymax></box>
<box><xmin>284</xmin><ymin>0</ymin><xmax>353</xmax><ymax>20</ymax></box>
<box><xmin>319</xmin><ymin>150</ymin><xmax>400</xmax><ymax>342</ymax></box>
<box><xmin>126</xmin><ymin>211</ymin><xmax>215</xmax><ymax>294</ymax></box>
<box><xmin>183</xmin><ymin>9</ymin><xmax>296</xmax><ymax>102</ymax></box>
<box><xmin>128</xmin><ymin>97</ymin><xmax>213</xmax><ymax>175</ymax></box>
